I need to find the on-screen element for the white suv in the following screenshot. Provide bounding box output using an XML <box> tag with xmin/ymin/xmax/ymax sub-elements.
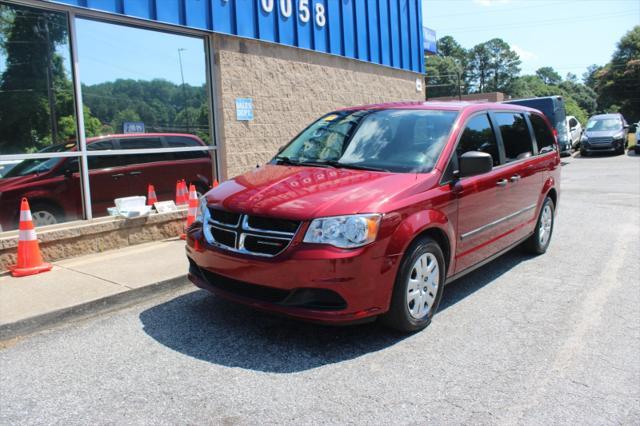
<box><xmin>567</xmin><ymin>116</ymin><xmax>583</xmax><ymax>149</ymax></box>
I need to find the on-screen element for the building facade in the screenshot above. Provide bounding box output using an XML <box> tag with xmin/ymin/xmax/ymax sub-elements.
<box><xmin>0</xmin><ymin>0</ymin><xmax>426</xmax><ymax>233</ymax></box>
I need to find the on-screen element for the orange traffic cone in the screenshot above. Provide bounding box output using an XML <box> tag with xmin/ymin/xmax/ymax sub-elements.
<box><xmin>147</xmin><ymin>184</ymin><xmax>158</xmax><ymax>206</ymax></box>
<box><xmin>9</xmin><ymin>198</ymin><xmax>52</xmax><ymax>277</ymax></box>
<box><xmin>178</xmin><ymin>180</ymin><xmax>188</xmax><ymax>205</ymax></box>
<box><xmin>181</xmin><ymin>184</ymin><xmax>199</xmax><ymax>240</ymax></box>
<box><xmin>175</xmin><ymin>180</ymin><xmax>183</xmax><ymax>205</ymax></box>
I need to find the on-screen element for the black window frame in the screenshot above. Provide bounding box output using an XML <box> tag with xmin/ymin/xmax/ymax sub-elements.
<box><xmin>441</xmin><ymin>111</ymin><xmax>503</xmax><ymax>185</ymax></box>
<box><xmin>528</xmin><ymin>112</ymin><xmax>556</xmax><ymax>156</ymax></box>
<box><xmin>488</xmin><ymin>110</ymin><xmax>537</xmax><ymax>164</ymax></box>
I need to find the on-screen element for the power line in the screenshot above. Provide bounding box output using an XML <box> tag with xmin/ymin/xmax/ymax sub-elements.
<box><xmin>438</xmin><ymin>11</ymin><xmax>631</xmax><ymax>33</ymax></box>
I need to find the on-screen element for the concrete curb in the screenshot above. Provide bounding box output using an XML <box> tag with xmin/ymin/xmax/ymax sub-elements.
<box><xmin>0</xmin><ymin>275</ymin><xmax>191</xmax><ymax>342</ymax></box>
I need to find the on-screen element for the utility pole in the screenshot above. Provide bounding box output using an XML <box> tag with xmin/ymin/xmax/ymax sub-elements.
<box><xmin>37</xmin><ymin>18</ymin><xmax>58</xmax><ymax>144</ymax></box>
<box><xmin>456</xmin><ymin>70</ymin><xmax>462</xmax><ymax>101</ymax></box>
<box><xmin>178</xmin><ymin>48</ymin><xmax>190</xmax><ymax>133</ymax></box>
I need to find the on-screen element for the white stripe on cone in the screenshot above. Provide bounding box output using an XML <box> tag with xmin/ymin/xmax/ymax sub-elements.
<box><xmin>19</xmin><ymin>229</ymin><xmax>37</xmax><ymax>241</ymax></box>
<box><xmin>20</xmin><ymin>209</ymin><xmax>32</xmax><ymax>222</ymax></box>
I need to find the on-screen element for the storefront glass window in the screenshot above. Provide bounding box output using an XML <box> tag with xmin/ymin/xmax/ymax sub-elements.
<box><xmin>0</xmin><ymin>2</ymin><xmax>77</xmax><ymax>155</ymax></box>
<box><xmin>75</xmin><ymin>18</ymin><xmax>212</xmax><ymax>144</ymax></box>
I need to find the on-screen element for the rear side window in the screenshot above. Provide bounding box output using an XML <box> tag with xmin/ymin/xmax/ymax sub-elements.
<box><xmin>119</xmin><ymin>137</ymin><xmax>163</xmax><ymax>150</ymax></box>
<box><xmin>530</xmin><ymin>114</ymin><xmax>556</xmax><ymax>154</ymax></box>
<box><xmin>494</xmin><ymin>113</ymin><xmax>533</xmax><ymax>162</ymax></box>
<box><xmin>166</xmin><ymin>136</ymin><xmax>209</xmax><ymax>160</ymax></box>
<box><xmin>456</xmin><ymin>114</ymin><xmax>500</xmax><ymax>166</ymax></box>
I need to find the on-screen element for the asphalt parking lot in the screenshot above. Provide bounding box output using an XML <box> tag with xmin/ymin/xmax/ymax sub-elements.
<box><xmin>1</xmin><ymin>152</ymin><xmax>639</xmax><ymax>425</ymax></box>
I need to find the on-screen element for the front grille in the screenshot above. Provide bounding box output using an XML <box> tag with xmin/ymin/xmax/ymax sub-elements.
<box><xmin>589</xmin><ymin>137</ymin><xmax>613</xmax><ymax>145</ymax></box>
<box><xmin>209</xmin><ymin>208</ymin><xmax>240</xmax><ymax>226</ymax></box>
<box><xmin>211</xmin><ymin>227</ymin><xmax>236</xmax><ymax>247</ymax></box>
<box><xmin>202</xmin><ymin>208</ymin><xmax>300</xmax><ymax>257</ymax></box>
<box><xmin>246</xmin><ymin>216</ymin><xmax>299</xmax><ymax>234</ymax></box>
<box><xmin>242</xmin><ymin>234</ymin><xmax>290</xmax><ymax>256</ymax></box>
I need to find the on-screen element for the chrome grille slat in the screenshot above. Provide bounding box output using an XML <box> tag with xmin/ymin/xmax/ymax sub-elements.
<box><xmin>202</xmin><ymin>207</ymin><xmax>299</xmax><ymax>257</ymax></box>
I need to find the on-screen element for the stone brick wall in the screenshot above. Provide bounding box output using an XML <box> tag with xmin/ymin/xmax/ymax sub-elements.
<box><xmin>212</xmin><ymin>36</ymin><xmax>425</xmax><ymax>179</ymax></box>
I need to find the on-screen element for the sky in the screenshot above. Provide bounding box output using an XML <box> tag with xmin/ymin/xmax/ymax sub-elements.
<box><xmin>423</xmin><ymin>0</ymin><xmax>640</xmax><ymax>81</ymax></box>
<box><xmin>75</xmin><ymin>18</ymin><xmax>207</xmax><ymax>86</ymax></box>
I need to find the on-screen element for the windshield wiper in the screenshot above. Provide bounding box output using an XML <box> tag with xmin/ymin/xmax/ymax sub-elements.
<box><xmin>274</xmin><ymin>156</ymin><xmax>302</xmax><ymax>166</ymax></box>
<box><xmin>274</xmin><ymin>156</ymin><xmax>334</xmax><ymax>168</ymax></box>
<box><xmin>317</xmin><ymin>160</ymin><xmax>390</xmax><ymax>172</ymax></box>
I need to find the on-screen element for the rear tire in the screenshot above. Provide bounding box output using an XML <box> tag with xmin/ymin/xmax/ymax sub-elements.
<box><xmin>381</xmin><ymin>236</ymin><xmax>445</xmax><ymax>333</ymax></box>
<box><xmin>524</xmin><ymin>197</ymin><xmax>555</xmax><ymax>255</ymax></box>
<box><xmin>29</xmin><ymin>201</ymin><xmax>63</xmax><ymax>227</ymax></box>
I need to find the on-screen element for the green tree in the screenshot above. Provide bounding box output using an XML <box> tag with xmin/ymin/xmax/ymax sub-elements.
<box><xmin>0</xmin><ymin>4</ymin><xmax>75</xmax><ymax>154</ymax></box>
<box><xmin>535</xmin><ymin>67</ymin><xmax>562</xmax><ymax>85</ymax></box>
<box><xmin>582</xmin><ymin>64</ymin><xmax>602</xmax><ymax>90</ymax></box>
<box><xmin>593</xmin><ymin>26</ymin><xmax>640</xmax><ymax>122</ymax></box>
<box><xmin>468</xmin><ymin>38</ymin><xmax>521</xmax><ymax>93</ymax></box>
<box><xmin>425</xmin><ymin>55</ymin><xmax>464</xmax><ymax>98</ymax></box>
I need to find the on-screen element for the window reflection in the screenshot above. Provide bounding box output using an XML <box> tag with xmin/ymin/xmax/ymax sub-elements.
<box><xmin>0</xmin><ymin>155</ymin><xmax>83</xmax><ymax>231</ymax></box>
<box><xmin>76</xmin><ymin>18</ymin><xmax>212</xmax><ymax>144</ymax></box>
<box><xmin>0</xmin><ymin>2</ymin><xmax>77</xmax><ymax>155</ymax></box>
<box><xmin>86</xmin><ymin>134</ymin><xmax>213</xmax><ymax>217</ymax></box>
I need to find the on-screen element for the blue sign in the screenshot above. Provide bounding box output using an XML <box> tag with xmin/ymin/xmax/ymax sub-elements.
<box><xmin>123</xmin><ymin>121</ymin><xmax>145</xmax><ymax>133</ymax></box>
<box><xmin>423</xmin><ymin>27</ymin><xmax>437</xmax><ymax>54</ymax></box>
<box><xmin>235</xmin><ymin>98</ymin><xmax>254</xmax><ymax>121</ymax></box>
<box><xmin>52</xmin><ymin>0</ymin><xmax>425</xmax><ymax>73</ymax></box>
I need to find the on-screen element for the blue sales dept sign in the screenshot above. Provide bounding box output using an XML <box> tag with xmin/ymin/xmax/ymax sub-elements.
<box><xmin>236</xmin><ymin>98</ymin><xmax>254</xmax><ymax>121</ymax></box>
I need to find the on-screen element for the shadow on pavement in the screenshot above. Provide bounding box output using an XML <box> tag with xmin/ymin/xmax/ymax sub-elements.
<box><xmin>140</xmin><ymin>249</ymin><xmax>531</xmax><ymax>372</ymax></box>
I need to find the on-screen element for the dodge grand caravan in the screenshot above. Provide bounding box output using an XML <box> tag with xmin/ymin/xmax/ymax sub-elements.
<box><xmin>186</xmin><ymin>102</ymin><xmax>560</xmax><ymax>332</ymax></box>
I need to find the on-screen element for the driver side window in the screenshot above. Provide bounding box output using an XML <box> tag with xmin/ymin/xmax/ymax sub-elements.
<box><xmin>457</xmin><ymin>114</ymin><xmax>501</xmax><ymax>166</ymax></box>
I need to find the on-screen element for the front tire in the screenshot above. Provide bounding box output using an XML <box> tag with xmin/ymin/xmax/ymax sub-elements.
<box><xmin>381</xmin><ymin>236</ymin><xmax>445</xmax><ymax>333</ymax></box>
<box><xmin>524</xmin><ymin>197</ymin><xmax>555</xmax><ymax>255</ymax></box>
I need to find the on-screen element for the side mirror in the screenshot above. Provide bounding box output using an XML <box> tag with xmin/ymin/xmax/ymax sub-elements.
<box><xmin>63</xmin><ymin>169</ymin><xmax>74</xmax><ymax>178</ymax></box>
<box><xmin>459</xmin><ymin>151</ymin><xmax>493</xmax><ymax>178</ymax></box>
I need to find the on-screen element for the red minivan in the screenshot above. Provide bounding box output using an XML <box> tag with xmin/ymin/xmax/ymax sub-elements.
<box><xmin>186</xmin><ymin>102</ymin><xmax>560</xmax><ymax>332</ymax></box>
<box><xmin>0</xmin><ymin>133</ymin><xmax>213</xmax><ymax>230</ymax></box>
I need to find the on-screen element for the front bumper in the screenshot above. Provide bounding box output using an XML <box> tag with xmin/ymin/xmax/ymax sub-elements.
<box><xmin>185</xmin><ymin>224</ymin><xmax>400</xmax><ymax>324</ymax></box>
<box><xmin>582</xmin><ymin>140</ymin><xmax>624</xmax><ymax>152</ymax></box>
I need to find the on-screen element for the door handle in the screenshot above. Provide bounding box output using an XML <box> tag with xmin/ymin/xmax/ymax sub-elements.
<box><xmin>496</xmin><ymin>179</ymin><xmax>508</xmax><ymax>187</ymax></box>
<box><xmin>510</xmin><ymin>174</ymin><xmax>521</xmax><ymax>182</ymax></box>
<box><xmin>111</xmin><ymin>173</ymin><xmax>125</xmax><ymax>178</ymax></box>
<box><xmin>129</xmin><ymin>171</ymin><xmax>142</xmax><ymax>176</ymax></box>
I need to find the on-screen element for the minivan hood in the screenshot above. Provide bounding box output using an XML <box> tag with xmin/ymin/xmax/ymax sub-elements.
<box><xmin>0</xmin><ymin>174</ymin><xmax>40</xmax><ymax>190</ymax></box>
<box><xmin>205</xmin><ymin>164</ymin><xmax>430</xmax><ymax>220</ymax></box>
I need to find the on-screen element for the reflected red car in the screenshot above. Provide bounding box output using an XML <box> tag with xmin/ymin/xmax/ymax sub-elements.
<box><xmin>0</xmin><ymin>133</ymin><xmax>213</xmax><ymax>231</ymax></box>
<box><xmin>186</xmin><ymin>102</ymin><xmax>561</xmax><ymax>332</ymax></box>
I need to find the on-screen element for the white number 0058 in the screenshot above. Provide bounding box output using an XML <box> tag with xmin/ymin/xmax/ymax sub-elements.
<box><xmin>260</xmin><ymin>0</ymin><xmax>326</xmax><ymax>27</ymax></box>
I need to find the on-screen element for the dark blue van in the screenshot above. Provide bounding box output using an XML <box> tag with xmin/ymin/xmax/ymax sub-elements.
<box><xmin>504</xmin><ymin>96</ymin><xmax>571</xmax><ymax>156</ymax></box>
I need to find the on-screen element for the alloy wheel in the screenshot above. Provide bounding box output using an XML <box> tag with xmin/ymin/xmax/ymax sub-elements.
<box><xmin>539</xmin><ymin>204</ymin><xmax>553</xmax><ymax>247</ymax></box>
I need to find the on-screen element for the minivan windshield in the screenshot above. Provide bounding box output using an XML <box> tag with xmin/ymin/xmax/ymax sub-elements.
<box><xmin>3</xmin><ymin>142</ymin><xmax>74</xmax><ymax>178</ymax></box>
<box><xmin>274</xmin><ymin>109</ymin><xmax>458</xmax><ymax>173</ymax></box>
<box><xmin>586</xmin><ymin>118</ymin><xmax>622</xmax><ymax>131</ymax></box>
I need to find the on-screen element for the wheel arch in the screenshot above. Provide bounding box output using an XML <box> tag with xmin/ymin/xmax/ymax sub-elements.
<box><xmin>385</xmin><ymin>209</ymin><xmax>456</xmax><ymax>276</ymax></box>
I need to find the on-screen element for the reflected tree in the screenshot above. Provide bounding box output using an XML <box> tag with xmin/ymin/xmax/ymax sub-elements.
<box><xmin>0</xmin><ymin>4</ymin><xmax>75</xmax><ymax>154</ymax></box>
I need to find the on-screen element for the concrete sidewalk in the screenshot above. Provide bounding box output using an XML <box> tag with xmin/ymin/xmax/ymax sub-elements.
<box><xmin>0</xmin><ymin>238</ymin><xmax>190</xmax><ymax>341</ymax></box>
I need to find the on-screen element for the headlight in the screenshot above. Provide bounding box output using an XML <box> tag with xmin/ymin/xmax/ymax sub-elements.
<box><xmin>304</xmin><ymin>214</ymin><xmax>381</xmax><ymax>248</ymax></box>
<box><xmin>613</xmin><ymin>131</ymin><xmax>624</xmax><ymax>140</ymax></box>
<box><xmin>195</xmin><ymin>197</ymin><xmax>207</xmax><ymax>222</ymax></box>
<box><xmin>580</xmin><ymin>134</ymin><xmax>588</xmax><ymax>142</ymax></box>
